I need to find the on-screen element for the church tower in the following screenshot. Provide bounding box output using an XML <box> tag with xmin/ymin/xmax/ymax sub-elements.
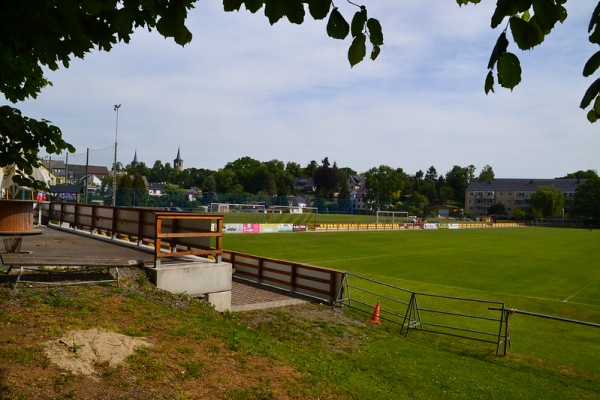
<box><xmin>131</xmin><ymin>150</ymin><xmax>140</xmax><ymax>167</ymax></box>
<box><xmin>174</xmin><ymin>147</ymin><xmax>184</xmax><ymax>172</ymax></box>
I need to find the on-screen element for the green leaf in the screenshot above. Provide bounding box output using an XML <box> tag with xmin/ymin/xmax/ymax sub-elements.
<box><xmin>308</xmin><ymin>0</ymin><xmax>331</xmax><ymax>20</ymax></box>
<box><xmin>81</xmin><ymin>0</ymin><xmax>103</xmax><ymax>15</ymax></box>
<box><xmin>487</xmin><ymin>32</ymin><xmax>509</xmax><ymax>70</ymax></box>
<box><xmin>264</xmin><ymin>0</ymin><xmax>286</xmax><ymax>24</ymax></box>
<box><xmin>588</xmin><ymin>1</ymin><xmax>600</xmax><ymax>33</ymax></box>
<box><xmin>590</xmin><ymin>26</ymin><xmax>600</xmax><ymax>45</ymax></box>
<box><xmin>580</xmin><ymin>78</ymin><xmax>600</xmax><ymax>109</ymax></box>
<box><xmin>557</xmin><ymin>4</ymin><xmax>568</xmax><ymax>23</ymax></box>
<box><xmin>371</xmin><ymin>45</ymin><xmax>381</xmax><ymax>61</ymax></box>
<box><xmin>531</xmin><ymin>0</ymin><xmax>560</xmax><ymax>32</ymax></box>
<box><xmin>587</xmin><ymin>109</ymin><xmax>598</xmax><ymax>123</ymax></box>
<box><xmin>326</xmin><ymin>8</ymin><xmax>349</xmax><ymax>40</ymax></box>
<box><xmin>367</xmin><ymin>18</ymin><xmax>384</xmax><ymax>46</ymax></box>
<box><xmin>456</xmin><ymin>0</ymin><xmax>482</xmax><ymax>5</ymax></box>
<box><xmin>497</xmin><ymin>52</ymin><xmax>522</xmax><ymax>90</ymax></box>
<box><xmin>275</xmin><ymin>0</ymin><xmax>305</xmax><ymax>24</ymax></box>
<box><xmin>156</xmin><ymin>5</ymin><xmax>192</xmax><ymax>46</ymax></box>
<box><xmin>515</xmin><ymin>0</ymin><xmax>532</xmax><ymax>13</ymax></box>
<box><xmin>351</xmin><ymin>7</ymin><xmax>367</xmax><ymax>38</ymax></box>
<box><xmin>348</xmin><ymin>33</ymin><xmax>366</xmax><ymax>67</ymax></box>
<box><xmin>223</xmin><ymin>0</ymin><xmax>244</xmax><ymax>12</ymax></box>
<box><xmin>244</xmin><ymin>0</ymin><xmax>264</xmax><ymax>13</ymax></box>
<box><xmin>594</xmin><ymin>96</ymin><xmax>600</xmax><ymax>114</ymax></box>
<box><xmin>583</xmin><ymin>51</ymin><xmax>600</xmax><ymax>77</ymax></box>
<box><xmin>113</xmin><ymin>9</ymin><xmax>134</xmax><ymax>38</ymax></box>
<box><xmin>510</xmin><ymin>16</ymin><xmax>542</xmax><ymax>50</ymax></box>
<box><xmin>485</xmin><ymin>70</ymin><xmax>495</xmax><ymax>94</ymax></box>
<box><xmin>490</xmin><ymin>0</ymin><xmax>513</xmax><ymax>29</ymax></box>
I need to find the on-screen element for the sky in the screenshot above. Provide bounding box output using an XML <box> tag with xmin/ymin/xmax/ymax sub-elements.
<box><xmin>11</xmin><ymin>1</ymin><xmax>600</xmax><ymax>179</ymax></box>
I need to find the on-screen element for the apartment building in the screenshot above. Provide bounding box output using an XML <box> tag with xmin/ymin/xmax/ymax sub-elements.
<box><xmin>465</xmin><ymin>178</ymin><xmax>586</xmax><ymax>216</ymax></box>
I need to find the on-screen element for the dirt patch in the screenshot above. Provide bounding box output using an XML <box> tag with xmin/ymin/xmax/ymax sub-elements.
<box><xmin>44</xmin><ymin>328</ymin><xmax>150</xmax><ymax>377</ymax></box>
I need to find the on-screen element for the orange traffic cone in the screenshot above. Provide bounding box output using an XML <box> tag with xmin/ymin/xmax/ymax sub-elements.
<box><xmin>370</xmin><ymin>301</ymin><xmax>381</xmax><ymax>324</ymax></box>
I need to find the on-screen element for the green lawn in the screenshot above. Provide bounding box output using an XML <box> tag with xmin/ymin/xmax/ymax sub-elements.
<box><xmin>223</xmin><ymin>227</ymin><xmax>600</xmax><ymax>378</ymax></box>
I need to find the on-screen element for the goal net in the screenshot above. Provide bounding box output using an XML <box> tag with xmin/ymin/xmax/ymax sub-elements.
<box><xmin>209</xmin><ymin>203</ymin><xmax>266</xmax><ymax>213</ymax></box>
<box><xmin>376</xmin><ymin>211</ymin><xmax>409</xmax><ymax>224</ymax></box>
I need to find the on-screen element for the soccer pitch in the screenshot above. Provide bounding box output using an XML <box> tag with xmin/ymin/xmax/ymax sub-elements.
<box><xmin>223</xmin><ymin>227</ymin><xmax>600</xmax><ymax>373</ymax></box>
<box><xmin>224</xmin><ymin>227</ymin><xmax>599</xmax><ymax>307</ymax></box>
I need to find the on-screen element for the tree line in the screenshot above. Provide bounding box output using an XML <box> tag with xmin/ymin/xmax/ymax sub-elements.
<box><xmin>115</xmin><ymin>158</ymin><xmax>474</xmax><ymax>206</ymax></box>
<box><xmin>102</xmin><ymin>157</ymin><xmax>599</xmax><ymax>221</ymax></box>
<box><xmin>119</xmin><ymin>157</ymin><xmax>493</xmax><ymax>203</ymax></box>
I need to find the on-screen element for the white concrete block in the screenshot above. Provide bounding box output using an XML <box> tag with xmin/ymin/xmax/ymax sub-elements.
<box><xmin>147</xmin><ymin>260</ymin><xmax>232</xmax><ymax>298</ymax></box>
<box><xmin>207</xmin><ymin>291</ymin><xmax>232</xmax><ymax>312</ymax></box>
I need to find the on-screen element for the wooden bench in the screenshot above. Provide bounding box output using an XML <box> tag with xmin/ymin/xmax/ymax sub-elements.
<box><xmin>1</xmin><ymin>253</ymin><xmax>145</xmax><ymax>289</ymax></box>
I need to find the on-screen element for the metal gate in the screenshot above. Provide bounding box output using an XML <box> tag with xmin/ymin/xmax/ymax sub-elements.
<box><xmin>335</xmin><ymin>273</ymin><xmax>510</xmax><ymax>356</ymax></box>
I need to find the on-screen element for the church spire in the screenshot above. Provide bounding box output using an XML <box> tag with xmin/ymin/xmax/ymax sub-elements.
<box><xmin>174</xmin><ymin>146</ymin><xmax>183</xmax><ymax>171</ymax></box>
<box><xmin>132</xmin><ymin>149</ymin><xmax>139</xmax><ymax>167</ymax></box>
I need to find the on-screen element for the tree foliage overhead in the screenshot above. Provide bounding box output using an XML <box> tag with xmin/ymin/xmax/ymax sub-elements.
<box><xmin>0</xmin><ymin>106</ymin><xmax>75</xmax><ymax>189</ymax></box>
<box><xmin>223</xmin><ymin>0</ymin><xmax>383</xmax><ymax>67</ymax></box>
<box><xmin>1</xmin><ymin>0</ymin><xmax>196</xmax><ymax>189</ymax></box>
<box><xmin>459</xmin><ymin>0</ymin><xmax>600</xmax><ymax>122</ymax></box>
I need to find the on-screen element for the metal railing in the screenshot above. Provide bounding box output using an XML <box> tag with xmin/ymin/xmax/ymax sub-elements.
<box><xmin>336</xmin><ymin>273</ymin><xmax>509</xmax><ymax>356</ymax></box>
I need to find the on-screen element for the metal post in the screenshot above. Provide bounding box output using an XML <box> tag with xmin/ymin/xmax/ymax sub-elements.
<box><xmin>112</xmin><ymin>104</ymin><xmax>121</xmax><ymax>207</ymax></box>
<box><xmin>84</xmin><ymin>148</ymin><xmax>89</xmax><ymax>204</ymax></box>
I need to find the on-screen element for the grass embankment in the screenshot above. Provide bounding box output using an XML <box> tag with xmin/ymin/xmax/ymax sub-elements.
<box><xmin>0</xmin><ymin>227</ymin><xmax>598</xmax><ymax>399</ymax></box>
<box><xmin>1</xmin><ymin>281</ymin><xmax>598</xmax><ymax>399</ymax></box>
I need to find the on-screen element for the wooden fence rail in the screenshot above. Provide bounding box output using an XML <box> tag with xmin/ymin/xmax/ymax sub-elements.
<box><xmin>45</xmin><ymin>203</ymin><xmax>223</xmax><ymax>266</ymax></box>
<box><xmin>222</xmin><ymin>250</ymin><xmax>345</xmax><ymax>304</ymax></box>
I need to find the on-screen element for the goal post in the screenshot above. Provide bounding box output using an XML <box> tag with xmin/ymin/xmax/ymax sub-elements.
<box><xmin>376</xmin><ymin>211</ymin><xmax>409</xmax><ymax>224</ymax></box>
<box><xmin>209</xmin><ymin>203</ymin><xmax>266</xmax><ymax>213</ymax></box>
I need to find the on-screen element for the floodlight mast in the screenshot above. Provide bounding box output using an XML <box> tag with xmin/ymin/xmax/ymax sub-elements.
<box><xmin>112</xmin><ymin>104</ymin><xmax>121</xmax><ymax>207</ymax></box>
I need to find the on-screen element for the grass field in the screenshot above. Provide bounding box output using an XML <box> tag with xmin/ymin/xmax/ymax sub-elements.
<box><xmin>223</xmin><ymin>227</ymin><xmax>600</xmax><ymax>378</ymax></box>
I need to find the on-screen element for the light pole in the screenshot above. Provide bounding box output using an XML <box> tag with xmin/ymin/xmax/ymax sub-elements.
<box><xmin>112</xmin><ymin>104</ymin><xmax>121</xmax><ymax>207</ymax></box>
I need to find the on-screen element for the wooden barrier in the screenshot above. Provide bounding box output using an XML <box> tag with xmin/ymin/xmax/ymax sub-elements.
<box><xmin>222</xmin><ymin>250</ymin><xmax>344</xmax><ymax>304</ymax></box>
<box><xmin>45</xmin><ymin>203</ymin><xmax>223</xmax><ymax>267</ymax></box>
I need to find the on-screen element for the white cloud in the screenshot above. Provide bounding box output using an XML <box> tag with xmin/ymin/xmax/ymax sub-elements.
<box><xmin>9</xmin><ymin>1</ymin><xmax>600</xmax><ymax>179</ymax></box>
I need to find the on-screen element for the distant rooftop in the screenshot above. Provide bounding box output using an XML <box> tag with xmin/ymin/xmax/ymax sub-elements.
<box><xmin>466</xmin><ymin>178</ymin><xmax>586</xmax><ymax>192</ymax></box>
